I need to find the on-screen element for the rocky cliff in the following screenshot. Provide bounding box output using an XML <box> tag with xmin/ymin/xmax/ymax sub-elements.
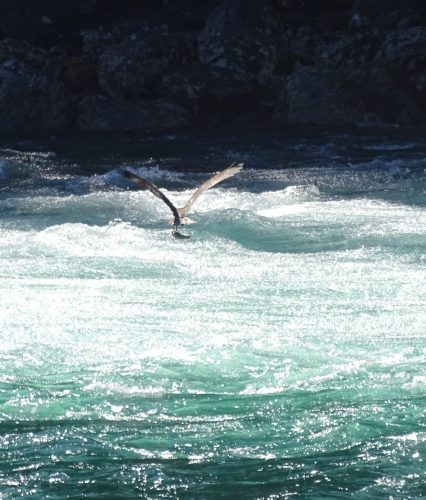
<box><xmin>1</xmin><ymin>0</ymin><xmax>425</xmax><ymax>133</ymax></box>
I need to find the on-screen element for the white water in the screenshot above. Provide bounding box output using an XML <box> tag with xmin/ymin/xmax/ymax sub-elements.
<box><xmin>1</xmin><ymin>133</ymin><xmax>426</xmax><ymax>497</ymax></box>
<box><xmin>1</xmin><ymin>177</ymin><xmax>424</xmax><ymax>380</ymax></box>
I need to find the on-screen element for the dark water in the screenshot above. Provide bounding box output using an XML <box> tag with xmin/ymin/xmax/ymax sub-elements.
<box><xmin>1</xmin><ymin>127</ymin><xmax>425</xmax><ymax>498</ymax></box>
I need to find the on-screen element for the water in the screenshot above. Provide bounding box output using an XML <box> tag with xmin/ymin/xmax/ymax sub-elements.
<box><xmin>1</xmin><ymin>128</ymin><xmax>425</xmax><ymax>498</ymax></box>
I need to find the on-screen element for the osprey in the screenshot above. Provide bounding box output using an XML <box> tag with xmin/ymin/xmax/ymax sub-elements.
<box><xmin>122</xmin><ymin>162</ymin><xmax>244</xmax><ymax>238</ymax></box>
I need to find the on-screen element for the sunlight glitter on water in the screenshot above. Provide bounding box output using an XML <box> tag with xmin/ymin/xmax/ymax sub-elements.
<box><xmin>1</xmin><ymin>135</ymin><xmax>426</xmax><ymax>497</ymax></box>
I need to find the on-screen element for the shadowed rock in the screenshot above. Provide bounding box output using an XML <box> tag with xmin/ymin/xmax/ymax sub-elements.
<box><xmin>98</xmin><ymin>33</ymin><xmax>198</xmax><ymax>99</ymax></box>
<box><xmin>77</xmin><ymin>96</ymin><xmax>193</xmax><ymax>131</ymax></box>
<box><xmin>0</xmin><ymin>40</ymin><xmax>73</xmax><ymax>132</ymax></box>
<box><xmin>198</xmin><ymin>0</ymin><xmax>285</xmax><ymax>85</ymax></box>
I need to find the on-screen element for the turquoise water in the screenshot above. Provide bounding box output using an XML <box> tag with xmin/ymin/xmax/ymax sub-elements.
<box><xmin>1</xmin><ymin>130</ymin><xmax>426</xmax><ymax>498</ymax></box>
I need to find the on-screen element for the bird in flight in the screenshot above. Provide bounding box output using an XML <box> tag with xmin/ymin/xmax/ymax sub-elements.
<box><xmin>121</xmin><ymin>162</ymin><xmax>244</xmax><ymax>238</ymax></box>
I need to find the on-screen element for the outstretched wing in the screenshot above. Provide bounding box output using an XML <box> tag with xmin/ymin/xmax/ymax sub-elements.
<box><xmin>121</xmin><ymin>169</ymin><xmax>181</xmax><ymax>226</ymax></box>
<box><xmin>179</xmin><ymin>162</ymin><xmax>244</xmax><ymax>217</ymax></box>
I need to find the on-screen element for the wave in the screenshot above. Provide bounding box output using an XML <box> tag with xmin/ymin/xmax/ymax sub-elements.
<box><xmin>1</xmin><ymin>188</ymin><xmax>424</xmax><ymax>263</ymax></box>
<box><xmin>1</xmin><ymin>143</ymin><xmax>426</xmax><ymax>212</ymax></box>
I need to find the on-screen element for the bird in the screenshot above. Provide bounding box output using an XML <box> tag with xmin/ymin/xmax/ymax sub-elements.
<box><xmin>121</xmin><ymin>162</ymin><xmax>244</xmax><ymax>238</ymax></box>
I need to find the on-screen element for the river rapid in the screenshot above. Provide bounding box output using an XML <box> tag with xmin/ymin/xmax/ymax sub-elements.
<box><xmin>0</xmin><ymin>128</ymin><xmax>425</xmax><ymax>498</ymax></box>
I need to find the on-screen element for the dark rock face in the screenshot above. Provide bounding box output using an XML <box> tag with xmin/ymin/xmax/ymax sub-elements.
<box><xmin>0</xmin><ymin>0</ymin><xmax>425</xmax><ymax>132</ymax></box>
<box><xmin>284</xmin><ymin>64</ymin><xmax>352</xmax><ymax>125</ymax></box>
<box><xmin>77</xmin><ymin>96</ymin><xmax>193</xmax><ymax>131</ymax></box>
<box><xmin>273</xmin><ymin>0</ymin><xmax>353</xmax><ymax>14</ymax></box>
<box><xmin>97</xmin><ymin>33</ymin><xmax>197</xmax><ymax>99</ymax></box>
<box><xmin>160</xmin><ymin>64</ymin><xmax>255</xmax><ymax>102</ymax></box>
<box><xmin>349</xmin><ymin>0</ymin><xmax>426</xmax><ymax>32</ymax></box>
<box><xmin>60</xmin><ymin>56</ymin><xmax>99</xmax><ymax>95</ymax></box>
<box><xmin>0</xmin><ymin>40</ymin><xmax>73</xmax><ymax>132</ymax></box>
<box><xmin>198</xmin><ymin>0</ymin><xmax>285</xmax><ymax>85</ymax></box>
<box><xmin>374</xmin><ymin>26</ymin><xmax>426</xmax><ymax>72</ymax></box>
<box><xmin>0</xmin><ymin>0</ymin><xmax>97</xmax><ymax>48</ymax></box>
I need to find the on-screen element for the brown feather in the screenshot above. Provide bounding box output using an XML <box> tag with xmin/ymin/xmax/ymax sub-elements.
<box><xmin>121</xmin><ymin>169</ymin><xmax>181</xmax><ymax>226</ymax></box>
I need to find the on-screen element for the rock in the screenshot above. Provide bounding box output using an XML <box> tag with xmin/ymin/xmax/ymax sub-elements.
<box><xmin>60</xmin><ymin>56</ymin><xmax>98</xmax><ymax>94</ymax></box>
<box><xmin>91</xmin><ymin>0</ymin><xmax>148</xmax><ymax>28</ymax></box>
<box><xmin>373</xmin><ymin>27</ymin><xmax>426</xmax><ymax>120</ymax></box>
<box><xmin>0</xmin><ymin>0</ymin><xmax>425</xmax><ymax>131</ymax></box>
<box><xmin>111</xmin><ymin>2</ymin><xmax>218</xmax><ymax>37</ymax></box>
<box><xmin>282</xmin><ymin>60</ymin><xmax>421</xmax><ymax>126</ymax></box>
<box><xmin>284</xmin><ymin>64</ymin><xmax>352</xmax><ymax>125</ymax></box>
<box><xmin>160</xmin><ymin>64</ymin><xmax>255</xmax><ymax>102</ymax></box>
<box><xmin>345</xmin><ymin>67</ymin><xmax>421</xmax><ymax>125</ymax></box>
<box><xmin>198</xmin><ymin>0</ymin><xmax>285</xmax><ymax>85</ymax></box>
<box><xmin>349</xmin><ymin>0</ymin><xmax>426</xmax><ymax>32</ymax></box>
<box><xmin>168</xmin><ymin>2</ymin><xmax>221</xmax><ymax>31</ymax></box>
<box><xmin>80</xmin><ymin>28</ymin><xmax>117</xmax><ymax>58</ymax></box>
<box><xmin>285</xmin><ymin>24</ymin><xmax>383</xmax><ymax>73</ymax></box>
<box><xmin>412</xmin><ymin>70</ymin><xmax>426</xmax><ymax>96</ymax></box>
<box><xmin>97</xmin><ymin>33</ymin><xmax>198</xmax><ymax>99</ymax></box>
<box><xmin>112</xmin><ymin>12</ymin><xmax>171</xmax><ymax>38</ymax></box>
<box><xmin>0</xmin><ymin>39</ymin><xmax>45</xmax><ymax>68</ymax></box>
<box><xmin>0</xmin><ymin>0</ymin><xmax>97</xmax><ymax>48</ymax></box>
<box><xmin>374</xmin><ymin>26</ymin><xmax>426</xmax><ymax>73</ymax></box>
<box><xmin>314</xmin><ymin>32</ymin><xmax>379</xmax><ymax>69</ymax></box>
<box><xmin>271</xmin><ymin>0</ymin><xmax>353</xmax><ymax>18</ymax></box>
<box><xmin>77</xmin><ymin>95</ymin><xmax>193</xmax><ymax>131</ymax></box>
<box><xmin>284</xmin><ymin>26</ymin><xmax>319</xmax><ymax>66</ymax></box>
<box><xmin>0</xmin><ymin>40</ymin><xmax>72</xmax><ymax>132</ymax></box>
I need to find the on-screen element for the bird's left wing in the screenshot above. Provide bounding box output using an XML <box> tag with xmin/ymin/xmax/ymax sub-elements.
<box><xmin>121</xmin><ymin>169</ymin><xmax>181</xmax><ymax>226</ymax></box>
<box><xmin>179</xmin><ymin>162</ymin><xmax>244</xmax><ymax>217</ymax></box>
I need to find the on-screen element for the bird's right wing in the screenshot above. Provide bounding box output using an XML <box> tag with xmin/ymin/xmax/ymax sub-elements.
<box><xmin>121</xmin><ymin>169</ymin><xmax>181</xmax><ymax>226</ymax></box>
<box><xmin>180</xmin><ymin>162</ymin><xmax>244</xmax><ymax>217</ymax></box>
